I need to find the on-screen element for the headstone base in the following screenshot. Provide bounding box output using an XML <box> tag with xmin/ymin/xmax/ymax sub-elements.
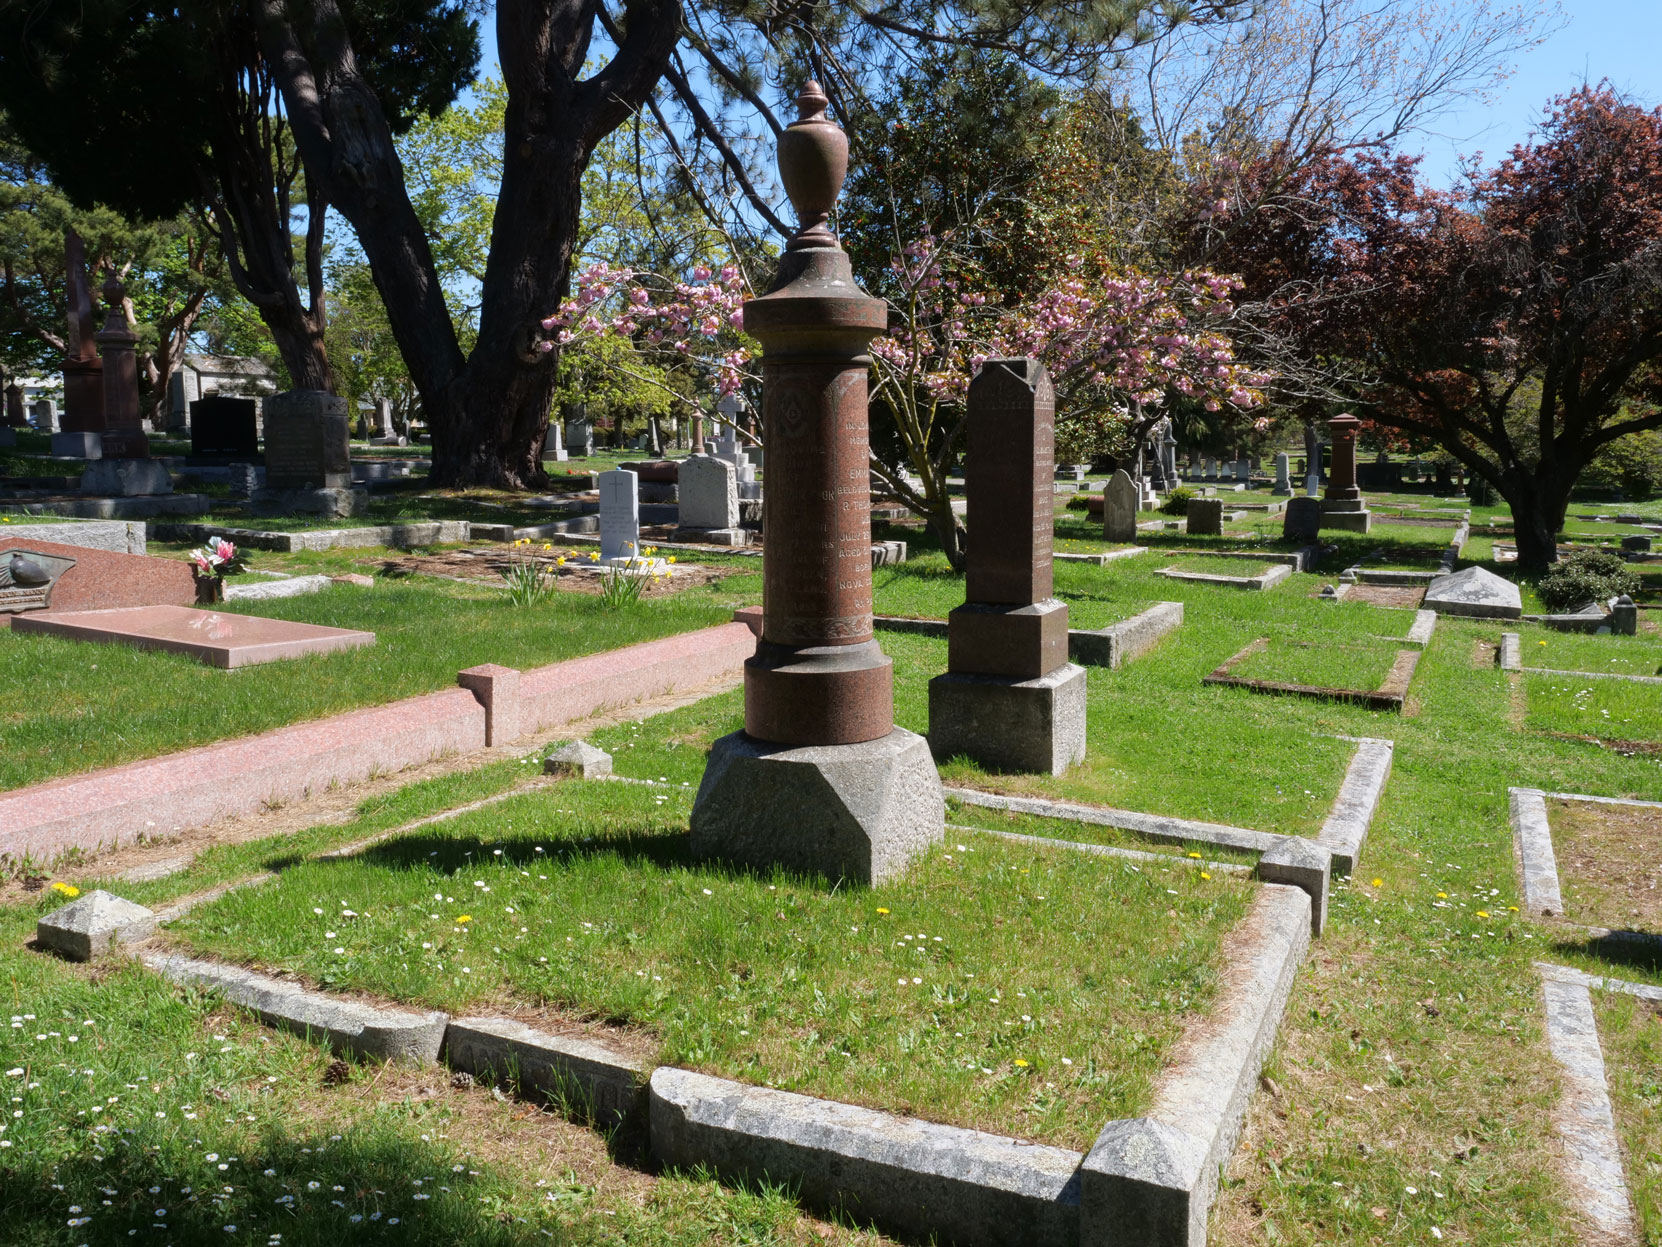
<box><xmin>672</xmin><ymin>527</ymin><xmax>752</xmax><ymax>546</ymax></box>
<box><xmin>0</xmin><ymin>428</ymin><xmax>13</xmax><ymax>448</ymax></box>
<box><xmin>690</xmin><ymin>727</ymin><xmax>944</xmax><ymax>885</ymax></box>
<box><xmin>927</xmin><ymin>664</ymin><xmax>1087</xmax><ymax>776</ymax></box>
<box><xmin>1319</xmin><ymin>502</ymin><xmax>1372</xmax><ymax>533</ymax></box>
<box><xmin>248</xmin><ymin>486</ymin><xmax>367</xmax><ymax>519</ymax></box>
<box><xmin>80</xmin><ymin>459</ymin><xmax>174</xmax><ymax>497</ymax></box>
<box><xmin>946</xmin><ymin>599</ymin><xmax>1070</xmax><ymax>679</ymax></box>
<box><xmin>1271</xmin><ymin>486</ymin><xmax>1294</xmax><ymax>497</ymax></box>
<box><xmin>53</xmin><ymin>431</ymin><xmax>103</xmax><ymax>460</ymax></box>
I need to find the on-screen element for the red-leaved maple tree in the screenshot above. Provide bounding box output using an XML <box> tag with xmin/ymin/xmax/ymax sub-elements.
<box><xmin>1201</xmin><ymin>86</ymin><xmax>1662</xmax><ymax>570</ymax></box>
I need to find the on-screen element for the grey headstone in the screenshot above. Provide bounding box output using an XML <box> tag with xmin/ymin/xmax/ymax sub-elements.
<box><xmin>1272</xmin><ymin>452</ymin><xmax>1291</xmax><ymax>495</ymax></box>
<box><xmin>1282</xmin><ymin>496</ymin><xmax>1321</xmax><ymax>542</ymax></box>
<box><xmin>678</xmin><ymin>454</ymin><xmax>739</xmax><ymax>529</ymax></box>
<box><xmin>1186</xmin><ymin>497</ymin><xmax>1224</xmax><ymax>536</ymax></box>
<box><xmin>1102</xmin><ymin>469</ymin><xmax>1139</xmax><ymax>542</ymax></box>
<box><xmin>1621</xmin><ymin>535</ymin><xmax>1652</xmax><ymax>553</ymax></box>
<box><xmin>262</xmin><ymin>390</ymin><xmax>352</xmax><ymax>489</ymax></box>
<box><xmin>544</xmin><ymin>740</ymin><xmax>613</xmax><ymax>779</ymax></box>
<box><xmin>37</xmin><ymin>890</ymin><xmax>157</xmax><ymax>960</ymax></box>
<box><xmin>1424</xmin><ymin>566</ymin><xmax>1522</xmax><ymax>619</ymax></box>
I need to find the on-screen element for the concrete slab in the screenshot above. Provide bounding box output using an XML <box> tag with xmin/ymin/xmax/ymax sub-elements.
<box><xmin>13</xmin><ymin>604</ymin><xmax>375</xmax><ymax>668</ymax></box>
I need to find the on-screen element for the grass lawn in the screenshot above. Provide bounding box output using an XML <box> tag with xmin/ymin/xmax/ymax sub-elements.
<box><xmin>1226</xmin><ymin>639</ymin><xmax>1401</xmax><ymax>691</ymax></box>
<box><xmin>167</xmin><ymin>779</ymin><xmax>1253</xmax><ymax>1151</ymax></box>
<box><xmin>1162</xmin><ymin>555</ymin><xmax>1282</xmax><ymax>579</ymax></box>
<box><xmin>1525</xmin><ymin>628</ymin><xmax>1662</xmax><ymax>678</ymax></box>
<box><xmin>1593</xmin><ymin>991</ymin><xmax>1662</xmax><ymax>1246</ymax></box>
<box><xmin>1522</xmin><ymin>670</ymin><xmax>1662</xmax><ymax>745</ymax></box>
<box><xmin>0</xmin><ymin>576</ymin><xmax>741</xmax><ymax>793</ymax></box>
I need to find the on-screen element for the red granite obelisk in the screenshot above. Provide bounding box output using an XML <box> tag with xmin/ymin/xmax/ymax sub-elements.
<box><xmin>927</xmin><ymin>359</ymin><xmax>1086</xmax><ymax>774</ymax></box>
<box><xmin>691</xmin><ymin>80</ymin><xmax>943</xmax><ymax>885</ymax></box>
<box><xmin>58</xmin><ymin>229</ymin><xmax>105</xmax><ymax>456</ymax></box>
<box><xmin>96</xmin><ymin>274</ymin><xmax>149</xmax><ymax>460</ymax></box>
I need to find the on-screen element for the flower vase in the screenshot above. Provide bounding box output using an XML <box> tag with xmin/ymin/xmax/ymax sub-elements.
<box><xmin>194</xmin><ymin>574</ymin><xmax>225</xmax><ymax>605</ymax></box>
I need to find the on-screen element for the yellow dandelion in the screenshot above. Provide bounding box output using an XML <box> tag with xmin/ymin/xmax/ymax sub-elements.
<box><xmin>1508</xmin><ymin>905</ymin><xmax>1519</xmax><ymax>912</ymax></box>
<box><xmin>50</xmin><ymin>882</ymin><xmax>80</xmax><ymax>898</ymax></box>
<box><xmin>456</xmin><ymin>915</ymin><xmax>472</xmax><ymax>924</ymax></box>
<box><xmin>1013</xmin><ymin>1058</ymin><xmax>1029</xmax><ymax>1068</ymax></box>
<box><xmin>1539</xmin><ymin>640</ymin><xmax>1547</xmax><ymax>646</ymax></box>
<box><xmin>1200</xmin><ymin>871</ymin><xmax>1212</xmax><ymax>881</ymax></box>
<box><xmin>667</xmin><ymin>555</ymin><xmax>677</xmax><ymax>564</ymax></box>
<box><xmin>1476</xmin><ymin>910</ymin><xmax>1490</xmax><ymax>919</ymax></box>
<box><xmin>1436</xmin><ymin>892</ymin><xmax>1447</xmax><ymax>899</ymax></box>
<box><xmin>1186</xmin><ymin>851</ymin><xmax>1202</xmax><ymax>859</ymax></box>
<box><xmin>876</xmin><ymin>907</ymin><xmax>890</xmax><ymax>915</ymax></box>
<box><xmin>1371</xmin><ymin>878</ymin><xmax>1383</xmax><ymax>888</ymax></box>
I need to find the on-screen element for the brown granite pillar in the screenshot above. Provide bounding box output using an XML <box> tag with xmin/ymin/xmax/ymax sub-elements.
<box><xmin>690</xmin><ymin>80</ymin><xmax>943</xmax><ymax>885</ymax></box>
<box><xmin>96</xmin><ymin>275</ymin><xmax>149</xmax><ymax>459</ymax></box>
<box><xmin>928</xmin><ymin>359</ymin><xmax>1086</xmax><ymax>775</ymax></box>
<box><xmin>739</xmin><ymin>83</ymin><xmax>892</xmax><ymax>747</ymax></box>
<box><xmin>1319</xmin><ymin>411</ymin><xmax>1371</xmax><ymax>532</ymax></box>
<box><xmin>59</xmin><ymin>230</ymin><xmax>104</xmax><ymax>440</ymax></box>
<box><xmin>691</xmin><ymin>408</ymin><xmax>705</xmax><ymax>454</ymax></box>
<box><xmin>4</xmin><ymin>382</ymin><xmax>25</xmax><ymax>428</ymax></box>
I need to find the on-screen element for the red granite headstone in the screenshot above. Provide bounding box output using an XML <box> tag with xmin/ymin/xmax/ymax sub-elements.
<box><xmin>0</xmin><ymin>538</ymin><xmax>195</xmax><ymax>625</ymax></box>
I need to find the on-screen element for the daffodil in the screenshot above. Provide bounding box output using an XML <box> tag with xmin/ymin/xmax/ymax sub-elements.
<box><xmin>666</xmin><ymin>555</ymin><xmax>677</xmax><ymax>564</ymax></box>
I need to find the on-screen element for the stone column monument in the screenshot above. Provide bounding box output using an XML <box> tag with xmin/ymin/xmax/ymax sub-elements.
<box><xmin>928</xmin><ymin>359</ymin><xmax>1086</xmax><ymax>775</ymax></box>
<box><xmin>1272</xmin><ymin>452</ymin><xmax>1292</xmax><ymax>496</ymax></box>
<box><xmin>81</xmin><ymin>276</ymin><xmax>172</xmax><ymax>495</ymax></box>
<box><xmin>1319</xmin><ymin>412</ymin><xmax>1372</xmax><ymax>531</ymax></box>
<box><xmin>691</xmin><ymin>79</ymin><xmax>943</xmax><ymax>885</ymax></box>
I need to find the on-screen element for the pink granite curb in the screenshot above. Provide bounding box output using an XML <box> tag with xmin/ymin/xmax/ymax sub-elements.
<box><xmin>1</xmin><ymin>621</ymin><xmax>756</xmax><ymax>864</ymax></box>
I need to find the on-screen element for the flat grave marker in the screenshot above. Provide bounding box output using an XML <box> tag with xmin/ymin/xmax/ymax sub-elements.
<box><xmin>13</xmin><ymin>603</ymin><xmax>375</xmax><ymax>669</ymax></box>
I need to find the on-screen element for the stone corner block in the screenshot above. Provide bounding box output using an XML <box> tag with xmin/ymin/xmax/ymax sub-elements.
<box><xmin>731</xmin><ymin>604</ymin><xmax>764</xmax><ymax>636</ymax></box>
<box><xmin>37</xmin><ymin>890</ymin><xmax>157</xmax><ymax>961</ymax></box>
<box><xmin>1254</xmin><ymin>838</ymin><xmax>1332</xmax><ymax>936</ymax></box>
<box><xmin>928</xmin><ymin>664</ymin><xmax>1087</xmax><ymax>776</ymax></box>
<box><xmin>690</xmin><ymin>728</ymin><xmax>944</xmax><ymax>885</ymax></box>
<box><xmin>457</xmin><ymin>663</ymin><xmax>523</xmax><ymax>746</ymax></box>
<box><xmin>544</xmin><ymin>740</ymin><xmax>613</xmax><ymax>779</ymax></box>
<box><xmin>1080</xmin><ymin>1117</ymin><xmax>1212</xmax><ymax>1247</ymax></box>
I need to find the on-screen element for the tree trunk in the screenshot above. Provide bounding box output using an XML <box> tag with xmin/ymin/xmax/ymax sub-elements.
<box><xmin>1498</xmin><ymin>459</ymin><xmax>1577</xmax><ymax>573</ymax></box>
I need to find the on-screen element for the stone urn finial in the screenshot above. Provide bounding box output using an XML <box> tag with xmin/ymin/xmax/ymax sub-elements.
<box><xmin>777</xmin><ymin>79</ymin><xmax>847</xmax><ymax>252</ymax></box>
<box><xmin>99</xmin><ymin>272</ymin><xmax>132</xmax><ymax>338</ymax></box>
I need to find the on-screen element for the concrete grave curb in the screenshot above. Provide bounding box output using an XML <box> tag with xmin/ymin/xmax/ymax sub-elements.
<box><xmin>1536</xmin><ymin>960</ymin><xmax>1662</xmax><ymax>1004</ymax></box>
<box><xmin>650</xmin><ymin>1067</ymin><xmax>1084</xmax><ymax>1247</ymax></box>
<box><xmin>1315</xmin><ymin>737</ymin><xmax>1394</xmax><ymax>875</ymax></box>
<box><xmin>1498</xmin><ymin>631</ymin><xmax>1521</xmax><ymax>670</ymax></box>
<box><xmin>1080</xmin><ymin>885</ymin><xmax>1311</xmax><ymax>1247</ymax></box>
<box><xmin>1509</xmin><ymin>787</ymin><xmax>1563</xmax><ymax>917</ymax></box>
<box><xmin>1535</xmin><ymin>968</ymin><xmax>1638</xmax><ymax>1244</ymax></box>
<box><xmin>153</xmin><ymin>521</ymin><xmax>471</xmax><ymax>553</ymax></box>
<box><xmin>445</xmin><ymin>1016</ymin><xmax>646</xmax><ymax>1126</ymax></box>
<box><xmin>142</xmin><ymin>952</ymin><xmax>449</xmax><ymax>1063</ymax></box>
<box><xmin>874</xmin><ymin>601</ymin><xmax>1184</xmax><ymax>670</ymax></box>
<box><xmin>1055</xmin><ymin>546</ymin><xmax>1147</xmax><ymax>566</ymax></box>
<box><xmin>1405</xmin><ymin>610</ymin><xmax>1437</xmax><ymax>646</ymax></box>
<box><xmin>1204</xmin><ymin>641</ymin><xmax>1420</xmax><ymax>713</ymax></box>
<box><xmin>945</xmin><ymin>787</ymin><xmax>1283</xmax><ymax>855</ymax></box>
<box><xmin>0</xmin><ymin>519</ymin><xmax>147</xmax><ymax>554</ymax></box>
<box><xmin>1156</xmin><ymin>563</ymin><xmax>1291</xmax><ymax>591</ymax></box>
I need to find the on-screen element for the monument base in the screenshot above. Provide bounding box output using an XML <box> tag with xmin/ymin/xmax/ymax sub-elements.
<box><xmin>80</xmin><ymin>459</ymin><xmax>174</xmax><ymax>497</ymax></box>
<box><xmin>0</xmin><ymin>428</ymin><xmax>13</xmax><ymax>448</ymax></box>
<box><xmin>690</xmin><ymin>727</ymin><xmax>944</xmax><ymax>885</ymax></box>
<box><xmin>927</xmin><ymin>663</ymin><xmax>1088</xmax><ymax>776</ymax></box>
<box><xmin>53</xmin><ymin>431</ymin><xmax>102</xmax><ymax>460</ymax></box>
<box><xmin>248</xmin><ymin>486</ymin><xmax>367</xmax><ymax>518</ymax></box>
<box><xmin>1319</xmin><ymin>500</ymin><xmax>1372</xmax><ymax>533</ymax></box>
<box><xmin>672</xmin><ymin>526</ymin><xmax>751</xmax><ymax>546</ymax></box>
<box><xmin>946</xmin><ymin>599</ymin><xmax>1069</xmax><ymax>679</ymax></box>
<box><xmin>1271</xmin><ymin>486</ymin><xmax>1293</xmax><ymax>497</ymax></box>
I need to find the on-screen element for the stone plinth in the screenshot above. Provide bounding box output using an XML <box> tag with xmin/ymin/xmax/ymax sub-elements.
<box><xmin>37</xmin><ymin>890</ymin><xmax>156</xmax><ymax>960</ymax></box>
<box><xmin>929</xmin><ymin>665</ymin><xmax>1087</xmax><ymax>776</ymax></box>
<box><xmin>52</xmin><ymin>431</ymin><xmax>102</xmax><ymax>459</ymax></box>
<box><xmin>247</xmin><ymin>486</ymin><xmax>366</xmax><ymax>518</ymax></box>
<box><xmin>80</xmin><ymin>458</ymin><xmax>173</xmax><ymax>497</ymax></box>
<box><xmin>691</xmin><ymin>79</ymin><xmax>942</xmax><ymax>885</ymax></box>
<box><xmin>947</xmin><ymin>600</ymin><xmax>1070</xmax><ymax>679</ymax></box>
<box><xmin>692</xmin><ymin>728</ymin><xmax>943</xmax><ymax>885</ymax></box>
<box><xmin>14</xmin><ymin>604</ymin><xmax>376</xmax><ymax>668</ymax></box>
<box><xmin>262</xmin><ymin>390</ymin><xmax>352</xmax><ymax>489</ymax></box>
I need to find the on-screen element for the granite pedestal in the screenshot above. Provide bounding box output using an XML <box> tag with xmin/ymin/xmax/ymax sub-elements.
<box><xmin>691</xmin><ymin>728</ymin><xmax>944</xmax><ymax>885</ymax></box>
<box><xmin>928</xmin><ymin>664</ymin><xmax>1087</xmax><ymax>776</ymax></box>
<box><xmin>80</xmin><ymin>458</ymin><xmax>174</xmax><ymax>497</ymax></box>
<box><xmin>52</xmin><ymin>431</ymin><xmax>102</xmax><ymax>459</ymax></box>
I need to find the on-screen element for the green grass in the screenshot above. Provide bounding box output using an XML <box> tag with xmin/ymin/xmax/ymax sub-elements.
<box><xmin>1522</xmin><ymin>670</ymin><xmax>1662</xmax><ymax>744</ymax></box>
<box><xmin>942</xmin><ymin>799</ymin><xmax>1261</xmax><ymax>866</ymax></box>
<box><xmin>1162</xmin><ymin>555</ymin><xmax>1282</xmax><ymax>579</ymax></box>
<box><xmin>1594</xmin><ymin>990</ymin><xmax>1662</xmax><ymax>1246</ymax></box>
<box><xmin>1523</xmin><ymin>627</ymin><xmax>1662</xmax><ymax>678</ymax></box>
<box><xmin>1227</xmin><ymin>639</ymin><xmax>1401</xmax><ymax>691</ymax></box>
<box><xmin>0</xmin><ymin>577</ymin><xmax>737</xmax><ymax>792</ymax></box>
<box><xmin>169</xmin><ymin>779</ymin><xmax>1252</xmax><ymax>1151</ymax></box>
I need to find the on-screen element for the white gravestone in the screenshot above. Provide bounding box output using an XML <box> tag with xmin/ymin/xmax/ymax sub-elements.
<box><xmin>599</xmin><ymin>469</ymin><xmax>641</xmax><ymax>563</ymax></box>
<box><xmin>1102</xmin><ymin>469</ymin><xmax>1139</xmax><ymax>542</ymax></box>
<box><xmin>679</xmin><ymin>454</ymin><xmax>740</xmax><ymax>530</ymax></box>
<box><xmin>31</xmin><ymin>399</ymin><xmax>57</xmax><ymax>432</ymax></box>
<box><xmin>1273</xmin><ymin>452</ymin><xmax>1292</xmax><ymax>495</ymax></box>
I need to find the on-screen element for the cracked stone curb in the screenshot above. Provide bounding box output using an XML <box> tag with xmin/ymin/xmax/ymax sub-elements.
<box><xmin>444</xmin><ymin>1016</ymin><xmax>646</xmax><ymax>1127</ymax></box>
<box><xmin>1508</xmin><ymin>787</ymin><xmax>1564</xmax><ymax>918</ymax></box>
<box><xmin>141</xmin><ymin>952</ymin><xmax>448</xmax><ymax>1064</ymax></box>
<box><xmin>649</xmin><ymin>1066</ymin><xmax>1083</xmax><ymax>1247</ymax></box>
<box><xmin>1080</xmin><ymin>884</ymin><xmax>1310</xmax><ymax>1247</ymax></box>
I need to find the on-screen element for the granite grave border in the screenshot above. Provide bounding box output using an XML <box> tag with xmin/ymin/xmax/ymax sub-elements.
<box><xmin>1202</xmin><ymin>637</ymin><xmax>1422</xmax><ymax>712</ymax></box>
<box><xmin>1498</xmin><ymin>631</ymin><xmax>1661</xmax><ymax>682</ymax></box>
<box><xmin>874</xmin><ymin>600</ymin><xmax>1185</xmax><ymax>669</ymax></box>
<box><xmin>55</xmin><ymin>863</ymin><xmax>1311</xmax><ymax>1247</ymax></box>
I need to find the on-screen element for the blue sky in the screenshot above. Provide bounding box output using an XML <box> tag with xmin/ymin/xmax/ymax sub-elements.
<box><xmin>1406</xmin><ymin>0</ymin><xmax>1662</xmax><ymax>185</ymax></box>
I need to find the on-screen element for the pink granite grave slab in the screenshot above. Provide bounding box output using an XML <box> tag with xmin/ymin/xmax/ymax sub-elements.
<box><xmin>13</xmin><ymin>604</ymin><xmax>375</xmax><ymax>669</ymax></box>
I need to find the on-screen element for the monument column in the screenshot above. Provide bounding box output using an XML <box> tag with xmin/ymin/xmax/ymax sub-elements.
<box><xmin>80</xmin><ymin>276</ymin><xmax>172</xmax><ymax>496</ymax></box>
<box><xmin>691</xmin><ymin>80</ymin><xmax>943</xmax><ymax>885</ymax></box>
<box><xmin>1319</xmin><ymin>412</ymin><xmax>1371</xmax><ymax>532</ymax></box>
<box><xmin>57</xmin><ymin>230</ymin><xmax>105</xmax><ymax>459</ymax></box>
<box><xmin>928</xmin><ymin>360</ymin><xmax>1086</xmax><ymax>775</ymax></box>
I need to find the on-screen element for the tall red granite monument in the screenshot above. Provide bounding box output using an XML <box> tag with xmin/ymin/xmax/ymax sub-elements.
<box><xmin>1319</xmin><ymin>412</ymin><xmax>1371</xmax><ymax>532</ymax></box>
<box><xmin>928</xmin><ymin>358</ymin><xmax>1086</xmax><ymax>774</ymax></box>
<box><xmin>690</xmin><ymin>80</ymin><xmax>943</xmax><ymax>885</ymax></box>
<box><xmin>55</xmin><ymin>229</ymin><xmax>104</xmax><ymax>459</ymax></box>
